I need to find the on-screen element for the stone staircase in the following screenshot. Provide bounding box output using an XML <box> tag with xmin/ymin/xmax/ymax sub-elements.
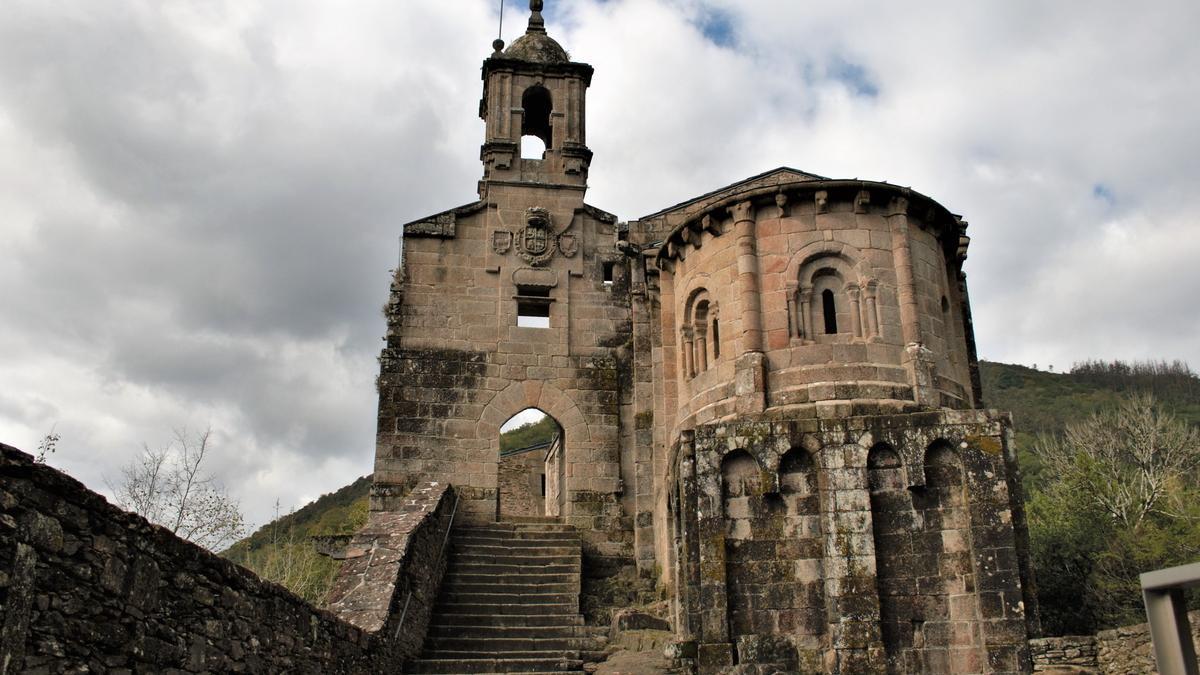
<box><xmin>409</xmin><ymin>516</ymin><xmax>606</xmax><ymax>674</ymax></box>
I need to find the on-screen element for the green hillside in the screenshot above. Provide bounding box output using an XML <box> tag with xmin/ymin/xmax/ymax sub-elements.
<box><xmin>980</xmin><ymin>359</ymin><xmax>1200</xmax><ymax>490</ymax></box>
<box><xmin>982</xmin><ymin>359</ymin><xmax>1200</xmax><ymax>635</ymax></box>
<box><xmin>981</xmin><ymin>359</ymin><xmax>1200</xmax><ymax>437</ymax></box>
<box><xmin>226</xmin><ymin>415</ymin><xmax>561</xmax><ymax>602</ymax></box>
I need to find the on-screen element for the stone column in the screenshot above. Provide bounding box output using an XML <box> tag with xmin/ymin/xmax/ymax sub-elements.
<box><xmin>729</xmin><ymin>200</ymin><xmax>767</xmax><ymax>413</ymax></box>
<box><xmin>676</xmin><ymin>431</ymin><xmax>701</xmax><ymax>643</ymax></box>
<box><xmin>821</xmin><ymin>442</ymin><xmax>888</xmax><ymax>673</ymax></box>
<box><xmin>785</xmin><ymin>282</ymin><xmax>799</xmax><ymax>338</ymax></box>
<box><xmin>800</xmin><ymin>289</ymin><xmax>814</xmax><ymax>343</ymax></box>
<box><xmin>682</xmin><ymin>326</ymin><xmax>695</xmax><ymax>379</ymax></box>
<box><xmin>888</xmin><ymin>198</ymin><xmax>935</xmax><ymax>405</ymax></box>
<box><xmin>695</xmin><ymin>326</ymin><xmax>708</xmax><ymax>373</ymax></box>
<box><xmin>730</xmin><ymin>200</ymin><xmax>763</xmax><ymax>353</ymax></box>
<box><xmin>864</xmin><ymin>284</ymin><xmax>880</xmax><ymax>340</ymax></box>
<box><xmin>695</xmin><ymin>433</ymin><xmax>734</xmax><ymax>670</ymax></box>
<box><xmin>848</xmin><ymin>284</ymin><xmax>863</xmax><ymax>339</ymax></box>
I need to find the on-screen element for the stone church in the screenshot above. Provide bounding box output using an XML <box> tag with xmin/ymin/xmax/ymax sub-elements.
<box><xmin>371</xmin><ymin>1</ymin><xmax>1039</xmax><ymax>673</ymax></box>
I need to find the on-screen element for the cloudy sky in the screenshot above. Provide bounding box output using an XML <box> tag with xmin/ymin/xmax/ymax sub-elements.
<box><xmin>2</xmin><ymin>0</ymin><xmax>1198</xmax><ymax>532</ymax></box>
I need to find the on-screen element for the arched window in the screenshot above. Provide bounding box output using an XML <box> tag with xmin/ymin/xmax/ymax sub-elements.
<box><xmin>821</xmin><ymin>289</ymin><xmax>838</xmax><ymax>335</ymax></box>
<box><xmin>521</xmin><ymin>85</ymin><xmax>552</xmax><ymax>159</ymax></box>
<box><xmin>794</xmin><ymin>251</ymin><xmax>879</xmax><ymax>342</ymax></box>
<box><xmin>681</xmin><ymin>289</ymin><xmax>717</xmax><ymax>378</ymax></box>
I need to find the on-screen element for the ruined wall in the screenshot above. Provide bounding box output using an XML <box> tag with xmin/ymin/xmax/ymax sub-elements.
<box><xmin>673</xmin><ymin>411</ymin><xmax>1035</xmax><ymax>675</ymax></box>
<box><xmin>498</xmin><ymin>446</ymin><xmax>547</xmax><ymax>518</ymax></box>
<box><xmin>0</xmin><ymin>443</ymin><xmax>450</xmax><ymax>674</ymax></box>
<box><xmin>325</xmin><ymin>481</ymin><xmax>456</xmax><ymax>666</ymax></box>
<box><xmin>1030</xmin><ymin>612</ymin><xmax>1200</xmax><ymax>674</ymax></box>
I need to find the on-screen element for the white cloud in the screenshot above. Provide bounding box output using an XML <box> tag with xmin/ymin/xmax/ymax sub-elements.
<box><xmin>1</xmin><ymin>0</ymin><xmax>1198</xmax><ymax>528</ymax></box>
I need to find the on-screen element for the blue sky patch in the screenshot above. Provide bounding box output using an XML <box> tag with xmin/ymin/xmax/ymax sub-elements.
<box><xmin>695</xmin><ymin>7</ymin><xmax>736</xmax><ymax>47</ymax></box>
<box><xmin>827</xmin><ymin>57</ymin><xmax>880</xmax><ymax>98</ymax></box>
<box><xmin>1092</xmin><ymin>183</ymin><xmax>1116</xmax><ymax>206</ymax></box>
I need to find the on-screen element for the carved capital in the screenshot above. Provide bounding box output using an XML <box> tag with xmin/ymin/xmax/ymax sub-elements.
<box><xmin>888</xmin><ymin>196</ymin><xmax>910</xmax><ymax>217</ymax></box>
<box><xmin>727</xmin><ymin>200</ymin><xmax>755</xmax><ymax>223</ymax></box>
<box><xmin>775</xmin><ymin>191</ymin><xmax>789</xmax><ymax>217</ymax></box>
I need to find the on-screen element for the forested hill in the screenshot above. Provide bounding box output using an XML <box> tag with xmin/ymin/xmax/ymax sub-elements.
<box><xmin>980</xmin><ymin>359</ymin><xmax>1200</xmax><ymax>451</ymax></box>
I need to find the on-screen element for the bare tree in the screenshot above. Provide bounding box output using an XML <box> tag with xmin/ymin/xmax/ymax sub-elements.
<box><xmin>35</xmin><ymin>426</ymin><xmax>59</xmax><ymax>463</ymax></box>
<box><xmin>1036</xmin><ymin>393</ymin><xmax>1200</xmax><ymax>529</ymax></box>
<box><xmin>113</xmin><ymin>428</ymin><xmax>246</xmax><ymax>550</ymax></box>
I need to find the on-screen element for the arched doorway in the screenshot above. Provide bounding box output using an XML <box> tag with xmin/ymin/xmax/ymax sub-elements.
<box><xmin>498</xmin><ymin>408</ymin><xmax>564</xmax><ymax>519</ymax></box>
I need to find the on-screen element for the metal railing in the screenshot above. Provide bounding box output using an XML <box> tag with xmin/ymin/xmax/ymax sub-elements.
<box><xmin>1141</xmin><ymin>561</ymin><xmax>1200</xmax><ymax>675</ymax></box>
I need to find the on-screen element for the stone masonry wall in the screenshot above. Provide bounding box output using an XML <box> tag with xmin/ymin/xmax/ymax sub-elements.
<box><xmin>498</xmin><ymin>446</ymin><xmax>547</xmax><ymax>518</ymax></box>
<box><xmin>0</xmin><ymin>443</ymin><xmax>451</xmax><ymax>674</ymax></box>
<box><xmin>675</xmin><ymin>410</ymin><xmax>1034</xmax><ymax>675</ymax></box>
<box><xmin>1031</xmin><ymin>611</ymin><xmax>1200</xmax><ymax>673</ymax></box>
<box><xmin>326</xmin><ymin>481</ymin><xmax>456</xmax><ymax>665</ymax></box>
<box><xmin>376</xmin><ymin>193</ymin><xmax>633</xmax><ymax>560</ymax></box>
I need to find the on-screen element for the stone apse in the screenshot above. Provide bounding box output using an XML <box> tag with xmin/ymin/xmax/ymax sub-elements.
<box><xmin>373</xmin><ymin>2</ymin><xmax>1040</xmax><ymax>672</ymax></box>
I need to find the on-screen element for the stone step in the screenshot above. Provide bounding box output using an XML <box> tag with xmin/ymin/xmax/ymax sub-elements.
<box><xmin>458</xmin><ymin>524</ymin><xmax>577</xmax><ymax>535</ymax></box>
<box><xmin>407</xmin><ymin>657</ymin><xmax>584</xmax><ymax>674</ymax></box>
<box><xmin>451</xmin><ymin>535</ymin><xmax>578</xmax><ymax>547</ymax></box>
<box><xmin>453</xmin><ymin>552</ymin><xmax>580</xmax><ymax>567</ymax></box>
<box><xmin>451</xmin><ymin>557</ymin><xmax>580</xmax><ymax>571</ymax></box>
<box><xmin>439</xmin><ymin>591</ymin><xmax>577</xmax><ymax>607</ymax></box>
<box><xmin>424</xmin><ymin>636</ymin><xmax>600</xmax><ymax>654</ymax></box>
<box><xmin>501</xmin><ymin>516</ymin><xmax>564</xmax><ymax>524</ymax></box>
<box><xmin>453</xmin><ymin>526</ymin><xmax>576</xmax><ymax>535</ymax></box>
<box><xmin>443</xmin><ymin>581</ymin><xmax>578</xmax><ymax>596</ymax></box>
<box><xmin>444</xmin><ymin>571</ymin><xmax>579</xmax><ymax>585</ymax></box>
<box><xmin>427</xmin><ymin>624</ymin><xmax>598</xmax><ymax>639</ymax></box>
<box><xmin>453</xmin><ymin>543</ymin><xmax>580</xmax><ymax>556</ymax></box>
<box><xmin>451</xmin><ymin>538</ymin><xmax>580</xmax><ymax>550</ymax></box>
<box><xmin>430</xmin><ymin>613</ymin><xmax>583</xmax><ymax>628</ymax></box>
<box><xmin>425</xmin><ymin>651</ymin><xmax>583</xmax><ymax>662</ymax></box>
<box><xmin>433</xmin><ymin>602</ymin><xmax>579</xmax><ymax>617</ymax></box>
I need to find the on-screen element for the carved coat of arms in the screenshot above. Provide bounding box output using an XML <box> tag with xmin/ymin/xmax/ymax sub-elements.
<box><xmin>557</xmin><ymin>233</ymin><xmax>578</xmax><ymax>258</ymax></box>
<box><xmin>516</xmin><ymin>207</ymin><xmax>556</xmax><ymax>266</ymax></box>
<box><xmin>492</xmin><ymin>230</ymin><xmax>512</xmax><ymax>254</ymax></box>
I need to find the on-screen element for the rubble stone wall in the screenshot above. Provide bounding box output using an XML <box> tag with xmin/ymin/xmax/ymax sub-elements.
<box><xmin>0</xmin><ymin>443</ymin><xmax>450</xmax><ymax>674</ymax></box>
<box><xmin>1031</xmin><ymin>611</ymin><xmax>1200</xmax><ymax>673</ymax></box>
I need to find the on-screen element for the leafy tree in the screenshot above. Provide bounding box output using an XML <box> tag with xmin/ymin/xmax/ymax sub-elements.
<box><xmin>1035</xmin><ymin>393</ymin><xmax>1200</xmax><ymax>529</ymax></box>
<box><xmin>1029</xmin><ymin>393</ymin><xmax>1200</xmax><ymax>633</ymax></box>
<box><xmin>113</xmin><ymin>428</ymin><xmax>246</xmax><ymax>551</ymax></box>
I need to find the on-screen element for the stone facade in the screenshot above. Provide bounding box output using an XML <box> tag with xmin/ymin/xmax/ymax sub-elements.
<box><xmin>371</xmin><ymin>3</ymin><xmax>1039</xmax><ymax>672</ymax></box>
<box><xmin>0</xmin><ymin>443</ymin><xmax>452</xmax><ymax>673</ymax></box>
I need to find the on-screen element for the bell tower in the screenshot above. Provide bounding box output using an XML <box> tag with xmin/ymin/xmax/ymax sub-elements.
<box><xmin>479</xmin><ymin>0</ymin><xmax>594</xmax><ymax>197</ymax></box>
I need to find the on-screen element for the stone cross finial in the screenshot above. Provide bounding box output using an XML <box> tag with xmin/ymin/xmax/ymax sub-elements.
<box><xmin>528</xmin><ymin>0</ymin><xmax>546</xmax><ymax>33</ymax></box>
